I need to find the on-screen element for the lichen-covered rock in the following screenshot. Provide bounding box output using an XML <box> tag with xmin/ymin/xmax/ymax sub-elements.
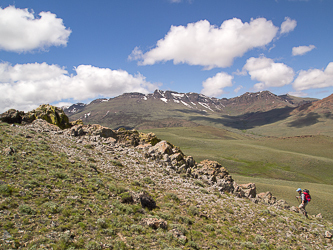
<box><xmin>70</xmin><ymin>119</ymin><xmax>83</xmax><ymax>126</ymax></box>
<box><xmin>0</xmin><ymin>104</ymin><xmax>71</xmax><ymax>129</ymax></box>
<box><xmin>139</xmin><ymin>132</ymin><xmax>161</xmax><ymax>146</ymax></box>
<box><xmin>30</xmin><ymin>104</ymin><xmax>71</xmax><ymax>129</ymax></box>
<box><xmin>0</xmin><ymin>109</ymin><xmax>25</xmax><ymax>124</ymax></box>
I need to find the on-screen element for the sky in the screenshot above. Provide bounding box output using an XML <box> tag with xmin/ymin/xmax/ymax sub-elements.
<box><xmin>0</xmin><ymin>0</ymin><xmax>333</xmax><ymax>112</ymax></box>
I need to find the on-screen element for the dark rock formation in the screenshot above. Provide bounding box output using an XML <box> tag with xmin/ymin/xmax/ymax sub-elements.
<box><xmin>0</xmin><ymin>104</ymin><xmax>71</xmax><ymax>129</ymax></box>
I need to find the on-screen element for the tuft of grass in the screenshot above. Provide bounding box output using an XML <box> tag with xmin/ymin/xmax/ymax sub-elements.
<box><xmin>194</xmin><ymin>180</ymin><xmax>205</xmax><ymax>187</ymax></box>
<box><xmin>0</xmin><ymin>184</ymin><xmax>13</xmax><ymax>196</ymax></box>
<box><xmin>164</xmin><ymin>192</ymin><xmax>181</xmax><ymax>203</ymax></box>
<box><xmin>19</xmin><ymin>204</ymin><xmax>36</xmax><ymax>215</ymax></box>
<box><xmin>110</xmin><ymin>159</ymin><xmax>124</xmax><ymax>167</ymax></box>
<box><xmin>143</xmin><ymin>176</ymin><xmax>155</xmax><ymax>185</ymax></box>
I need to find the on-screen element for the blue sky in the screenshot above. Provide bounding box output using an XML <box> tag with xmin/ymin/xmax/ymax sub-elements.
<box><xmin>0</xmin><ymin>0</ymin><xmax>333</xmax><ymax>112</ymax></box>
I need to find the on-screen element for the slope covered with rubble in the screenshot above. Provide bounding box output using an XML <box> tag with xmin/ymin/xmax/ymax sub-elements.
<box><xmin>1</xmin><ymin>118</ymin><xmax>333</xmax><ymax>249</ymax></box>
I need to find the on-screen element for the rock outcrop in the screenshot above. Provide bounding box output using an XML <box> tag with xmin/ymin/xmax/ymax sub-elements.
<box><xmin>0</xmin><ymin>105</ymin><xmax>72</xmax><ymax>129</ymax></box>
<box><xmin>140</xmin><ymin>218</ymin><xmax>167</xmax><ymax>229</ymax></box>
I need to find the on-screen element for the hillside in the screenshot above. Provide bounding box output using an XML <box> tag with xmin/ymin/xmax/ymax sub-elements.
<box><xmin>139</xmin><ymin>125</ymin><xmax>333</xmax><ymax>221</ymax></box>
<box><xmin>1</xmin><ymin>118</ymin><xmax>333</xmax><ymax>249</ymax></box>
<box><xmin>64</xmin><ymin>90</ymin><xmax>320</xmax><ymax>134</ymax></box>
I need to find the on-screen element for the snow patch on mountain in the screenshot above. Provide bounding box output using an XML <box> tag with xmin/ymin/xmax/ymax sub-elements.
<box><xmin>171</xmin><ymin>93</ymin><xmax>185</xmax><ymax>98</ymax></box>
<box><xmin>160</xmin><ymin>98</ymin><xmax>168</xmax><ymax>103</ymax></box>
<box><xmin>181</xmin><ymin>101</ymin><xmax>192</xmax><ymax>108</ymax></box>
<box><xmin>199</xmin><ymin>102</ymin><xmax>214</xmax><ymax>112</ymax></box>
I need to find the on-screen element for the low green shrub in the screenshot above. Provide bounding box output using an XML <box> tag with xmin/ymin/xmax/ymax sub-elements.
<box><xmin>0</xmin><ymin>184</ymin><xmax>13</xmax><ymax>196</ymax></box>
<box><xmin>110</xmin><ymin>160</ymin><xmax>123</xmax><ymax>167</ymax></box>
<box><xmin>143</xmin><ymin>177</ymin><xmax>155</xmax><ymax>185</ymax></box>
<box><xmin>44</xmin><ymin>201</ymin><xmax>60</xmax><ymax>214</ymax></box>
<box><xmin>188</xmin><ymin>206</ymin><xmax>199</xmax><ymax>216</ymax></box>
<box><xmin>19</xmin><ymin>204</ymin><xmax>36</xmax><ymax>215</ymax></box>
<box><xmin>165</xmin><ymin>193</ymin><xmax>180</xmax><ymax>203</ymax></box>
<box><xmin>194</xmin><ymin>180</ymin><xmax>205</xmax><ymax>187</ymax></box>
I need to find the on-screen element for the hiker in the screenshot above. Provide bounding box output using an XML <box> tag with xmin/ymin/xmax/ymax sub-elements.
<box><xmin>296</xmin><ymin>188</ymin><xmax>310</xmax><ymax>218</ymax></box>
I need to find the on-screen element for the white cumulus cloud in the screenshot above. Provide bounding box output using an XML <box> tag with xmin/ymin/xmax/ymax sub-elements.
<box><xmin>0</xmin><ymin>62</ymin><xmax>158</xmax><ymax>112</ymax></box>
<box><xmin>293</xmin><ymin>62</ymin><xmax>333</xmax><ymax>91</ymax></box>
<box><xmin>130</xmin><ymin>17</ymin><xmax>279</xmax><ymax>69</ymax></box>
<box><xmin>0</xmin><ymin>6</ymin><xmax>71</xmax><ymax>52</ymax></box>
<box><xmin>243</xmin><ymin>56</ymin><xmax>295</xmax><ymax>91</ymax></box>
<box><xmin>201</xmin><ymin>72</ymin><xmax>233</xmax><ymax>97</ymax></box>
<box><xmin>280</xmin><ymin>17</ymin><xmax>297</xmax><ymax>34</ymax></box>
<box><xmin>292</xmin><ymin>45</ymin><xmax>316</xmax><ymax>56</ymax></box>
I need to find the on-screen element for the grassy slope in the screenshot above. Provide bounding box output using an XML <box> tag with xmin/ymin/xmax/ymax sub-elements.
<box><xmin>141</xmin><ymin>126</ymin><xmax>333</xmax><ymax>221</ymax></box>
<box><xmin>3</xmin><ymin>122</ymin><xmax>333</xmax><ymax>249</ymax></box>
<box><xmin>247</xmin><ymin>113</ymin><xmax>333</xmax><ymax>137</ymax></box>
<box><xmin>234</xmin><ymin>175</ymin><xmax>333</xmax><ymax>222</ymax></box>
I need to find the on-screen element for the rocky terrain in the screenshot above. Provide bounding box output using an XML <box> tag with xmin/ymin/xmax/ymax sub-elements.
<box><xmin>1</xmin><ymin>105</ymin><xmax>333</xmax><ymax>249</ymax></box>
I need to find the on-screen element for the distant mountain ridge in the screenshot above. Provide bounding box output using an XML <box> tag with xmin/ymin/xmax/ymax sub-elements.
<box><xmin>64</xmin><ymin>90</ymin><xmax>314</xmax><ymax>116</ymax></box>
<box><xmin>63</xmin><ymin>90</ymin><xmax>333</xmax><ymax>136</ymax></box>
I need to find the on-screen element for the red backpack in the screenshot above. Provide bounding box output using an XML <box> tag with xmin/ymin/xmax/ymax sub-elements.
<box><xmin>303</xmin><ymin>189</ymin><xmax>311</xmax><ymax>202</ymax></box>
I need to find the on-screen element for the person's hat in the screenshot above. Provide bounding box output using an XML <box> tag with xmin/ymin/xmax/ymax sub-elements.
<box><xmin>296</xmin><ymin>188</ymin><xmax>302</xmax><ymax>192</ymax></box>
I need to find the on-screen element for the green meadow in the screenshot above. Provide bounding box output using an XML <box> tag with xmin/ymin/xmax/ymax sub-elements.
<box><xmin>141</xmin><ymin>126</ymin><xmax>333</xmax><ymax>221</ymax></box>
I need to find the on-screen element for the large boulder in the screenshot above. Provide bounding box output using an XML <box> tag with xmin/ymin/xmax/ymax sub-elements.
<box><xmin>87</xmin><ymin>124</ymin><xmax>117</xmax><ymax>138</ymax></box>
<box><xmin>29</xmin><ymin>104</ymin><xmax>71</xmax><ymax>129</ymax></box>
<box><xmin>148</xmin><ymin>140</ymin><xmax>173</xmax><ymax>155</ymax></box>
<box><xmin>139</xmin><ymin>192</ymin><xmax>157</xmax><ymax>210</ymax></box>
<box><xmin>139</xmin><ymin>132</ymin><xmax>161</xmax><ymax>146</ymax></box>
<box><xmin>190</xmin><ymin>160</ymin><xmax>235</xmax><ymax>193</ymax></box>
<box><xmin>0</xmin><ymin>109</ymin><xmax>25</xmax><ymax>124</ymax></box>
<box><xmin>140</xmin><ymin>218</ymin><xmax>167</xmax><ymax>230</ymax></box>
<box><xmin>256</xmin><ymin>191</ymin><xmax>277</xmax><ymax>205</ymax></box>
<box><xmin>116</xmin><ymin>128</ymin><xmax>136</xmax><ymax>145</ymax></box>
<box><xmin>238</xmin><ymin>183</ymin><xmax>256</xmax><ymax>198</ymax></box>
<box><xmin>132</xmin><ymin>191</ymin><xmax>157</xmax><ymax>210</ymax></box>
<box><xmin>216</xmin><ymin>178</ymin><xmax>235</xmax><ymax>194</ymax></box>
<box><xmin>192</xmin><ymin>160</ymin><xmax>233</xmax><ymax>182</ymax></box>
<box><xmin>0</xmin><ymin>104</ymin><xmax>71</xmax><ymax>129</ymax></box>
<box><xmin>185</xmin><ymin>156</ymin><xmax>195</xmax><ymax>168</ymax></box>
